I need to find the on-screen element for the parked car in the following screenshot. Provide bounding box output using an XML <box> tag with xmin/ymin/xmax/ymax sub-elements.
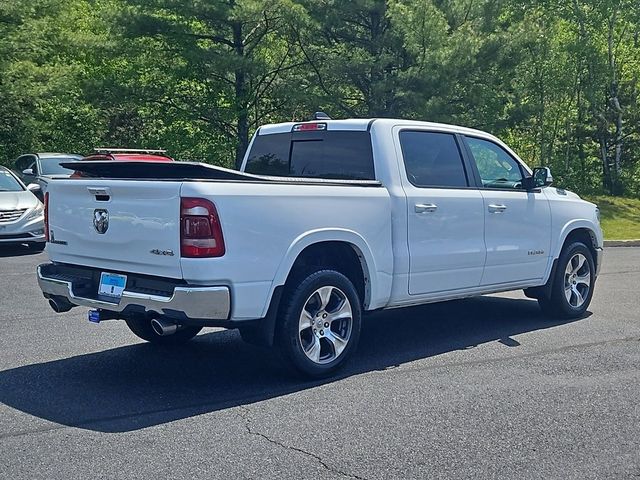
<box><xmin>14</xmin><ymin>153</ymin><xmax>82</xmax><ymax>200</ymax></box>
<box><xmin>0</xmin><ymin>166</ymin><xmax>45</xmax><ymax>250</ymax></box>
<box><xmin>37</xmin><ymin>118</ymin><xmax>603</xmax><ymax>377</ymax></box>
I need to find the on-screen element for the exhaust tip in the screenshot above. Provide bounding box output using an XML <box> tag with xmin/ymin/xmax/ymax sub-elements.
<box><xmin>151</xmin><ymin>318</ymin><xmax>178</xmax><ymax>336</ymax></box>
<box><xmin>48</xmin><ymin>297</ymin><xmax>73</xmax><ymax>313</ymax></box>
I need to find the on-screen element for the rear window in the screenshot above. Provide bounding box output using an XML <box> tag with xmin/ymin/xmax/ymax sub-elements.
<box><xmin>245</xmin><ymin>131</ymin><xmax>375</xmax><ymax>180</ymax></box>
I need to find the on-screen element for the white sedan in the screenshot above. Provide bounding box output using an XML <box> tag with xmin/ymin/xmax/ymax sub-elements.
<box><xmin>0</xmin><ymin>166</ymin><xmax>45</xmax><ymax>250</ymax></box>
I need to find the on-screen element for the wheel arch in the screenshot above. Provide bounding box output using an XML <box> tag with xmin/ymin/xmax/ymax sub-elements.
<box><xmin>555</xmin><ymin>221</ymin><xmax>600</xmax><ymax>272</ymax></box>
<box><xmin>246</xmin><ymin>230</ymin><xmax>385</xmax><ymax>348</ymax></box>
<box><xmin>269</xmin><ymin>229</ymin><xmax>380</xmax><ymax>314</ymax></box>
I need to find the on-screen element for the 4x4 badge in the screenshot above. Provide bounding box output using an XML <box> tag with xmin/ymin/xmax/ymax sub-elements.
<box><xmin>93</xmin><ymin>209</ymin><xmax>109</xmax><ymax>234</ymax></box>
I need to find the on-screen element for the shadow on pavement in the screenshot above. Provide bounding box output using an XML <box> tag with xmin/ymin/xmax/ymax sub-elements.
<box><xmin>0</xmin><ymin>295</ymin><xmax>585</xmax><ymax>433</ymax></box>
<box><xmin>0</xmin><ymin>244</ymin><xmax>44</xmax><ymax>258</ymax></box>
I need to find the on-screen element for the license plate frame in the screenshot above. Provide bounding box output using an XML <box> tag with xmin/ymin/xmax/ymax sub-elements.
<box><xmin>98</xmin><ymin>272</ymin><xmax>127</xmax><ymax>299</ymax></box>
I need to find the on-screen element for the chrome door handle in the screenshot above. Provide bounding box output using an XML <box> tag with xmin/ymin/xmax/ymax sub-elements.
<box><xmin>488</xmin><ymin>204</ymin><xmax>507</xmax><ymax>213</ymax></box>
<box><xmin>415</xmin><ymin>203</ymin><xmax>438</xmax><ymax>213</ymax></box>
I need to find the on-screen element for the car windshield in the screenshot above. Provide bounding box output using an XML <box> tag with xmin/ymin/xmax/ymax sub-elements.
<box><xmin>0</xmin><ymin>169</ymin><xmax>24</xmax><ymax>192</ymax></box>
<box><xmin>39</xmin><ymin>156</ymin><xmax>79</xmax><ymax>175</ymax></box>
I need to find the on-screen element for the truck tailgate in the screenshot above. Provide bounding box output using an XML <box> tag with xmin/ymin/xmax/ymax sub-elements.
<box><xmin>46</xmin><ymin>179</ymin><xmax>183</xmax><ymax>279</ymax></box>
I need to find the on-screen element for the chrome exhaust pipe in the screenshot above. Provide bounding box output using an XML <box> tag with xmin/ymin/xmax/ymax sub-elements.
<box><xmin>151</xmin><ymin>318</ymin><xmax>179</xmax><ymax>336</ymax></box>
<box><xmin>48</xmin><ymin>296</ymin><xmax>74</xmax><ymax>313</ymax></box>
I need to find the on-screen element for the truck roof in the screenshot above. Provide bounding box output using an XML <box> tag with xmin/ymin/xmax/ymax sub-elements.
<box><xmin>258</xmin><ymin>118</ymin><xmax>497</xmax><ymax>140</ymax></box>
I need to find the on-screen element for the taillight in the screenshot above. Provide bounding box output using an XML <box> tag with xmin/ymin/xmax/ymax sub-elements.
<box><xmin>180</xmin><ymin>198</ymin><xmax>225</xmax><ymax>258</ymax></box>
<box><xmin>44</xmin><ymin>192</ymin><xmax>49</xmax><ymax>242</ymax></box>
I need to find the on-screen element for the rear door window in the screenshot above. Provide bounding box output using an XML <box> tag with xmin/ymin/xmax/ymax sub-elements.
<box><xmin>399</xmin><ymin>131</ymin><xmax>469</xmax><ymax>188</ymax></box>
<box><xmin>245</xmin><ymin>130</ymin><xmax>375</xmax><ymax>180</ymax></box>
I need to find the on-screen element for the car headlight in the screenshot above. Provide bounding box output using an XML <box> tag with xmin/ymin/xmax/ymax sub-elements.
<box><xmin>595</xmin><ymin>206</ymin><xmax>601</xmax><ymax>223</ymax></box>
<box><xmin>25</xmin><ymin>203</ymin><xmax>44</xmax><ymax>221</ymax></box>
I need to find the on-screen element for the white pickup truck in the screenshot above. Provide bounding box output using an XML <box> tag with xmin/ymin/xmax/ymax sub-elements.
<box><xmin>38</xmin><ymin>118</ymin><xmax>603</xmax><ymax>377</ymax></box>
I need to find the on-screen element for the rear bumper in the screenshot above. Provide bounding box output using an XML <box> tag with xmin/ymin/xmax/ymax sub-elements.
<box><xmin>37</xmin><ymin>263</ymin><xmax>230</xmax><ymax>322</ymax></box>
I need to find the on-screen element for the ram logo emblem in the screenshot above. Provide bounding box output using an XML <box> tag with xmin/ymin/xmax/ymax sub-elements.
<box><xmin>93</xmin><ymin>209</ymin><xmax>109</xmax><ymax>234</ymax></box>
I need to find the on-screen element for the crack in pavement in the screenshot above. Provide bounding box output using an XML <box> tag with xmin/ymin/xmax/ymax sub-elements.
<box><xmin>237</xmin><ymin>405</ymin><xmax>368</xmax><ymax>480</ymax></box>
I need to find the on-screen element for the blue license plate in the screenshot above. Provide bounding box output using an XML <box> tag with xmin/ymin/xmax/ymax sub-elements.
<box><xmin>98</xmin><ymin>272</ymin><xmax>127</xmax><ymax>299</ymax></box>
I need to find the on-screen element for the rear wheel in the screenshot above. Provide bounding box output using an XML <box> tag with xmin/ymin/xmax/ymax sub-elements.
<box><xmin>538</xmin><ymin>242</ymin><xmax>595</xmax><ymax>319</ymax></box>
<box><xmin>125</xmin><ymin>318</ymin><xmax>202</xmax><ymax>345</ymax></box>
<box><xmin>276</xmin><ymin>270</ymin><xmax>361</xmax><ymax>378</ymax></box>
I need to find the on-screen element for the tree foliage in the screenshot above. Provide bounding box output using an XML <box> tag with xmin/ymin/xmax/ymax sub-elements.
<box><xmin>0</xmin><ymin>0</ymin><xmax>639</xmax><ymax>195</ymax></box>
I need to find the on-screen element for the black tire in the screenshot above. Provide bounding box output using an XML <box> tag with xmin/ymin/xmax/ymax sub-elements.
<box><xmin>538</xmin><ymin>241</ymin><xmax>596</xmax><ymax>319</ymax></box>
<box><xmin>125</xmin><ymin>318</ymin><xmax>202</xmax><ymax>345</ymax></box>
<box><xmin>276</xmin><ymin>269</ymin><xmax>362</xmax><ymax>378</ymax></box>
<box><xmin>29</xmin><ymin>243</ymin><xmax>46</xmax><ymax>252</ymax></box>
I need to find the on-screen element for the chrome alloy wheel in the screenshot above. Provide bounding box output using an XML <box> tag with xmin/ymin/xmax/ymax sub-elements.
<box><xmin>564</xmin><ymin>253</ymin><xmax>591</xmax><ymax>308</ymax></box>
<box><xmin>298</xmin><ymin>286</ymin><xmax>353</xmax><ymax>364</ymax></box>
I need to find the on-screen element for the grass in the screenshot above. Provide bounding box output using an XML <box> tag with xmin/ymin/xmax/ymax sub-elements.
<box><xmin>586</xmin><ymin>196</ymin><xmax>640</xmax><ymax>240</ymax></box>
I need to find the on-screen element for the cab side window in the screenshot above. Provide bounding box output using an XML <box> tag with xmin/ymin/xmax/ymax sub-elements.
<box><xmin>466</xmin><ymin>137</ymin><xmax>524</xmax><ymax>189</ymax></box>
<box><xmin>15</xmin><ymin>155</ymin><xmax>37</xmax><ymax>177</ymax></box>
<box><xmin>16</xmin><ymin>156</ymin><xmax>32</xmax><ymax>172</ymax></box>
<box><xmin>400</xmin><ymin>131</ymin><xmax>468</xmax><ymax>188</ymax></box>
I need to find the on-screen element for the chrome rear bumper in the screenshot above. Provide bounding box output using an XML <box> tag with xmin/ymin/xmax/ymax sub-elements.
<box><xmin>37</xmin><ymin>264</ymin><xmax>230</xmax><ymax>321</ymax></box>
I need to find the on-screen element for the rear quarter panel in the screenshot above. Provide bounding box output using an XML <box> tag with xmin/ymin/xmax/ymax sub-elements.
<box><xmin>180</xmin><ymin>181</ymin><xmax>393</xmax><ymax>320</ymax></box>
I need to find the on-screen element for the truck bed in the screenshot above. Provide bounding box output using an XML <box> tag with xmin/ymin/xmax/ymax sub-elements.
<box><xmin>61</xmin><ymin>161</ymin><xmax>383</xmax><ymax>187</ymax></box>
<box><xmin>45</xmin><ymin>168</ymin><xmax>393</xmax><ymax>320</ymax></box>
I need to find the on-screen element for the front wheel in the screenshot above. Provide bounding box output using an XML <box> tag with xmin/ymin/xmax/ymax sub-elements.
<box><xmin>276</xmin><ymin>270</ymin><xmax>362</xmax><ymax>378</ymax></box>
<box><xmin>538</xmin><ymin>241</ymin><xmax>595</xmax><ymax>319</ymax></box>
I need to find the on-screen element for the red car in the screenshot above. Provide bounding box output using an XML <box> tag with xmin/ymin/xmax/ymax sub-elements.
<box><xmin>71</xmin><ymin>149</ymin><xmax>174</xmax><ymax>177</ymax></box>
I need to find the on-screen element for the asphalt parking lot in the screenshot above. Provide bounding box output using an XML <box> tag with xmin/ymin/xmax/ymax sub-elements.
<box><xmin>0</xmin><ymin>247</ymin><xmax>638</xmax><ymax>479</ymax></box>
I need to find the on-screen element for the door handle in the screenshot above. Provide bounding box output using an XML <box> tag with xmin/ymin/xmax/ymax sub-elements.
<box><xmin>488</xmin><ymin>204</ymin><xmax>507</xmax><ymax>213</ymax></box>
<box><xmin>415</xmin><ymin>203</ymin><xmax>438</xmax><ymax>213</ymax></box>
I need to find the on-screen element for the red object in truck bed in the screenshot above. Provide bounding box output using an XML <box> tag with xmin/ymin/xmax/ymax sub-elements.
<box><xmin>82</xmin><ymin>153</ymin><xmax>174</xmax><ymax>162</ymax></box>
<box><xmin>70</xmin><ymin>150</ymin><xmax>174</xmax><ymax>177</ymax></box>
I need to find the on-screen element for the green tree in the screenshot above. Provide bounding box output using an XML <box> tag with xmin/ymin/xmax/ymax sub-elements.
<box><xmin>0</xmin><ymin>0</ymin><xmax>111</xmax><ymax>163</ymax></box>
<box><xmin>116</xmin><ymin>0</ymin><xmax>308</xmax><ymax>167</ymax></box>
<box><xmin>0</xmin><ymin>0</ymin><xmax>639</xmax><ymax>196</ymax></box>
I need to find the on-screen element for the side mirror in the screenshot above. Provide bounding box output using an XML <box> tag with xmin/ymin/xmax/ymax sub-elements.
<box><xmin>533</xmin><ymin>167</ymin><xmax>553</xmax><ymax>187</ymax></box>
<box><xmin>22</xmin><ymin>168</ymin><xmax>34</xmax><ymax>176</ymax></box>
<box><xmin>26</xmin><ymin>183</ymin><xmax>41</xmax><ymax>193</ymax></box>
<box><xmin>524</xmin><ymin>167</ymin><xmax>553</xmax><ymax>190</ymax></box>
